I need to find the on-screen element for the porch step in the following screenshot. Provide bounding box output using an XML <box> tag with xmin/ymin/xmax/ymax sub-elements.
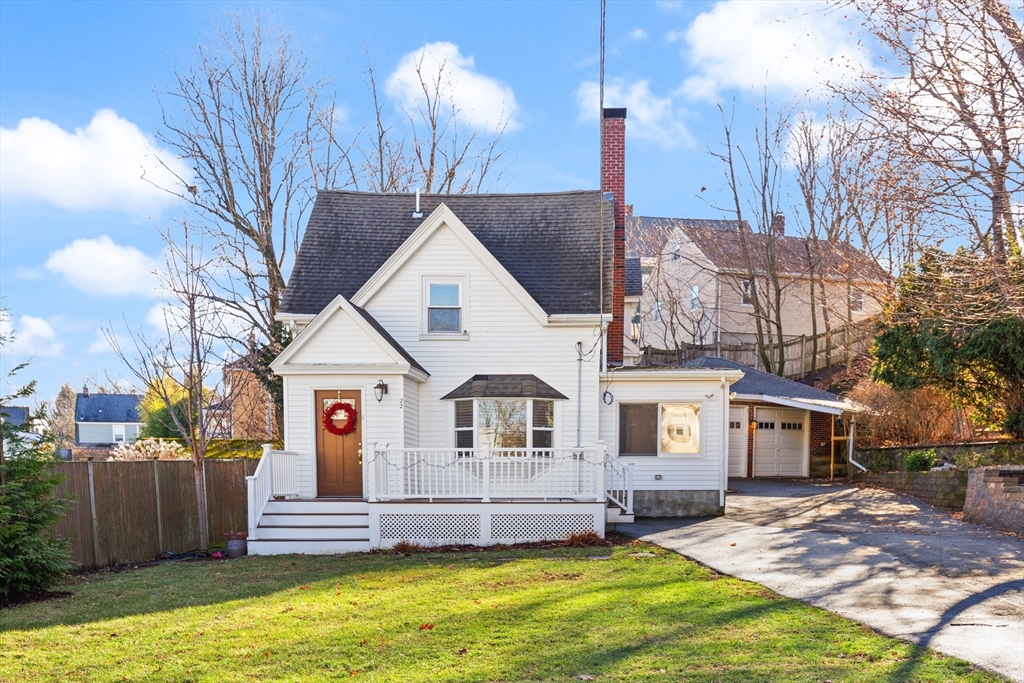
<box><xmin>256</xmin><ymin>525</ymin><xmax>371</xmax><ymax>541</ymax></box>
<box><xmin>260</xmin><ymin>513</ymin><xmax>370</xmax><ymax>527</ymax></box>
<box><xmin>263</xmin><ymin>499</ymin><xmax>369</xmax><ymax>515</ymax></box>
<box><xmin>606</xmin><ymin>505</ymin><xmax>634</xmax><ymax>524</ymax></box>
<box><xmin>248</xmin><ymin>538</ymin><xmax>371</xmax><ymax>555</ymax></box>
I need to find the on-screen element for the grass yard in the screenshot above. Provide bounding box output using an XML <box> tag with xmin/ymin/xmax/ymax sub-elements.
<box><xmin>0</xmin><ymin>542</ymin><xmax>998</xmax><ymax>682</ymax></box>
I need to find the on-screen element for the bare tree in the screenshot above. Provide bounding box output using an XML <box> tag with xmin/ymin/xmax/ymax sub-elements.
<box><xmin>838</xmin><ymin>0</ymin><xmax>1024</xmax><ymax>277</ymax></box>
<box><xmin>107</xmin><ymin>224</ymin><xmax>236</xmax><ymax>553</ymax></box>
<box><xmin>50</xmin><ymin>383</ymin><xmax>76</xmax><ymax>451</ymax></box>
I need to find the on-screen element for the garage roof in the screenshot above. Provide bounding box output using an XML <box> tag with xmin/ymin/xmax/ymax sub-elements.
<box><xmin>682</xmin><ymin>357</ymin><xmax>860</xmax><ymax>414</ymax></box>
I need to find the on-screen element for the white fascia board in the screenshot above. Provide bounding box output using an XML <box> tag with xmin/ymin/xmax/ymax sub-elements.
<box><xmin>272</xmin><ymin>363</ymin><xmax>412</xmax><ymax>376</ymax></box>
<box><xmin>624</xmin><ymin>295</ymin><xmax>641</xmax><ymax>304</ymax></box>
<box><xmin>270</xmin><ymin>295</ymin><xmax>412</xmax><ymax>373</ymax></box>
<box><xmin>274</xmin><ymin>313</ymin><xmax>315</xmax><ymax>324</ymax></box>
<box><xmin>600</xmin><ymin>370</ymin><xmax>744</xmax><ymax>383</ymax></box>
<box><xmin>351</xmin><ymin>203</ymin><xmax>550</xmax><ymax>327</ymax></box>
<box><xmin>548</xmin><ymin>313</ymin><xmax>611</xmax><ymax>327</ymax></box>
<box><xmin>733</xmin><ymin>393</ymin><xmax>846</xmax><ymax>415</ymax></box>
<box><xmin>74</xmin><ymin>421</ymin><xmax>144</xmax><ymax>426</ymax></box>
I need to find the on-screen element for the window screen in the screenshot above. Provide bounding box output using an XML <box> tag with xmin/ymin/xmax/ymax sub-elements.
<box><xmin>619</xmin><ymin>404</ymin><xmax>658</xmax><ymax>456</ymax></box>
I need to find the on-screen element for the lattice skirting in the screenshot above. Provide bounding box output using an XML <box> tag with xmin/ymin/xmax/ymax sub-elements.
<box><xmin>369</xmin><ymin>503</ymin><xmax>605</xmax><ymax>548</ymax></box>
<box><xmin>379</xmin><ymin>514</ymin><xmax>481</xmax><ymax>541</ymax></box>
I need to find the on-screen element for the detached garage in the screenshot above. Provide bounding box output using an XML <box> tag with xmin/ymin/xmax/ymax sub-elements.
<box><xmin>685</xmin><ymin>357</ymin><xmax>861</xmax><ymax>479</ymax></box>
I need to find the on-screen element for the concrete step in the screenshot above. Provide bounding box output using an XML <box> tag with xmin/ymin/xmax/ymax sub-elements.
<box><xmin>259</xmin><ymin>513</ymin><xmax>370</xmax><ymax>527</ymax></box>
<box><xmin>248</xmin><ymin>538</ymin><xmax>370</xmax><ymax>555</ymax></box>
<box><xmin>256</xmin><ymin>525</ymin><xmax>370</xmax><ymax>541</ymax></box>
<box><xmin>606</xmin><ymin>506</ymin><xmax>634</xmax><ymax>524</ymax></box>
<box><xmin>263</xmin><ymin>499</ymin><xmax>369</xmax><ymax>515</ymax></box>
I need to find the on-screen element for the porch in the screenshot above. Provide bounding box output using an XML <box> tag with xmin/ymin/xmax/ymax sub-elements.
<box><xmin>246</xmin><ymin>444</ymin><xmax>635</xmax><ymax>554</ymax></box>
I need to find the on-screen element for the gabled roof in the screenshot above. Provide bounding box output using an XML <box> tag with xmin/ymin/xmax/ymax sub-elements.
<box><xmin>0</xmin><ymin>405</ymin><xmax>30</xmax><ymax>427</ymax></box>
<box><xmin>625</xmin><ymin>257</ymin><xmax>642</xmax><ymax>297</ymax></box>
<box><xmin>349</xmin><ymin>303</ymin><xmax>428</xmax><ymax>375</ymax></box>
<box><xmin>628</xmin><ymin>215</ymin><xmax>888</xmax><ymax>282</ymax></box>
<box><xmin>281</xmin><ymin>191</ymin><xmax>614</xmax><ymax>316</ymax></box>
<box><xmin>76</xmin><ymin>393</ymin><xmax>142</xmax><ymax>423</ymax></box>
<box><xmin>628</xmin><ymin>216</ymin><xmax>745</xmax><ymax>258</ymax></box>
<box><xmin>441</xmin><ymin>375</ymin><xmax>568</xmax><ymax>400</ymax></box>
<box><xmin>682</xmin><ymin>357</ymin><xmax>860</xmax><ymax>414</ymax></box>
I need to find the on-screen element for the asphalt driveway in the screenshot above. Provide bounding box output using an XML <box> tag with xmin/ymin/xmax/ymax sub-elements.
<box><xmin>623</xmin><ymin>479</ymin><xmax>1024</xmax><ymax>681</ymax></box>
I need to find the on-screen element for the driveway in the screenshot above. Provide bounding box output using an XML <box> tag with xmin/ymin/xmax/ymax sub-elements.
<box><xmin>623</xmin><ymin>479</ymin><xmax>1024</xmax><ymax>681</ymax></box>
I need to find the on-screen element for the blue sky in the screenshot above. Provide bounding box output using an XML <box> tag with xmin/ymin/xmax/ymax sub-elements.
<box><xmin>0</xmin><ymin>0</ymin><xmax>870</xmax><ymax>403</ymax></box>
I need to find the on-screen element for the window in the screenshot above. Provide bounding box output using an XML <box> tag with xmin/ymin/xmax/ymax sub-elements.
<box><xmin>661</xmin><ymin>404</ymin><xmax>701</xmax><ymax>454</ymax></box>
<box><xmin>781</xmin><ymin>422</ymin><xmax>803</xmax><ymax>431</ymax></box>
<box><xmin>619</xmin><ymin>404</ymin><xmax>658</xmax><ymax>456</ymax></box>
<box><xmin>454</xmin><ymin>399</ymin><xmax>554</xmax><ymax>450</ymax></box>
<box><xmin>741</xmin><ymin>279</ymin><xmax>754</xmax><ymax>306</ymax></box>
<box><xmin>671</xmin><ymin>239</ymin><xmax>681</xmax><ymax>261</ymax></box>
<box><xmin>849</xmin><ymin>289</ymin><xmax>865</xmax><ymax>313</ymax></box>
<box><xmin>427</xmin><ymin>282</ymin><xmax>462</xmax><ymax>333</ymax></box>
<box><xmin>652</xmin><ymin>300</ymin><xmax>662</xmax><ymax>322</ymax></box>
<box><xmin>112</xmin><ymin>424</ymin><xmax>126</xmax><ymax>443</ymax></box>
<box><xmin>690</xmin><ymin>284</ymin><xmax>700</xmax><ymax>311</ymax></box>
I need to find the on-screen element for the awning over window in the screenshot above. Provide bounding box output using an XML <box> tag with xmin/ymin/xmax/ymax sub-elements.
<box><xmin>440</xmin><ymin>374</ymin><xmax>568</xmax><ymax>401</ymax></box>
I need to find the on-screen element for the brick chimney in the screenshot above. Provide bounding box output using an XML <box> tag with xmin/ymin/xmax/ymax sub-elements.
<box><xmin>771</xmin><ymin>212</ymin><xmax>786</xmax><ymax>237</ymax></box>
<box><xmin>602</xmin><ymin>107</ymin><xmax>627</xmax><ymax>367</ymax></box>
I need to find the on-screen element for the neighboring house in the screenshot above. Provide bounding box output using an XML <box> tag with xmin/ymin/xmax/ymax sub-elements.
<box><xmin>628</xmin><ymin>215</ymin><xmax>888</xmax><ymax>351</ymax></box>
<box><xmin>75</xmin><ymin>388</ymin><xmax>143</xmax><ymax>447</ymax></box>
<box><xmin>247</xmin><ymin>108</ymin><xmax>749</xmax><ymax>555</ymax></box>
<box><xmin>0</xmin><ymin>405</ymin><xmax>30</xmax><ymax>430</ymax></box>
<box><xmin>205</xmin><ymin>362</ymin><xmax>279</xmax><ymax>440</ymax></box>
<box><xmin>623</xmin><ymin>257</ymin><xmax>643</xmax><ymax>366</ymax></box>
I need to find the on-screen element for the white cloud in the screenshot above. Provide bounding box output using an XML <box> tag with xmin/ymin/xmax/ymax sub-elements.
<box><xmin>576</xmin><ymin>79</ymin><xmax>694</xmax><ymax>148</ymax></box>
<box><xmin>656</xmin><ymin>1</ymin><xmax>685</xmax><ymax>12</ymax></box>
<box><xmin>678</xmin><ymin>1</ymin><xmax>870</xmax><ymax>100</ymax></box>
<box><xmin>87</xmin><ymin>334</ymin><xmax>114</xmax><ymax>355</ymax></box>
<box><xmin>388</xmin><ymin>42</ymin><xmax>519</xmax><ymax>133</ymax></box>
<box><xmin>629</xmin><ymin>28</ymin><xmax>647</xmax><ymax>41</ymax></box>
<box><xmin>0</xmin><ymin>109</ymin><xmax>188</xmax><ymax>213</ymax></box>
<box><xmin>0</xmin><ymin>312</ymin><xmax>63</xmax><ymax>358</ymax></box>
<box><xmin>13</xmin><ymin>266</ymin><xmax>45</xmax><ymax>280</ymax></box>
<box><xmin>45</xmin><ymin>236</ymin><xmax>162</xmax><ymax>297</ymax></box>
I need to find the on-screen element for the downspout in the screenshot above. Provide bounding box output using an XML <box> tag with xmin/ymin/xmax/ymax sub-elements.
<box><xmin>715</xmin><ymin>271</ymin><xmax>722</xmax><ymax>355</ymax></box>
<box><xmin>576</xmin><ymin>341</ymin><xmax>583</xmax><ymax>448</ymax></box>
<box><xmin>847</xmin><ymin>413</ymin><xmax>866</xmax><ymax>472</ymax></box>
<box><xmin>720</xmin><ymin>376</ymin><xmax>728</xmax><ymax>509</ymax></box>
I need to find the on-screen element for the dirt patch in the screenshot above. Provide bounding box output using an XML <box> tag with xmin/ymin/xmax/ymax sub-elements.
<box><xmin>0</xmin><ymin>590</ymin><xmax>73</xmax><ymax>610</ymax></box>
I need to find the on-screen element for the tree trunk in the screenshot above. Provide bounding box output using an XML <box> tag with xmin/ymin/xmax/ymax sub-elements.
<box><xmin>193</xmin><ymin>456</ymin><xmax>209</xmax><ymax>552</ymax></box>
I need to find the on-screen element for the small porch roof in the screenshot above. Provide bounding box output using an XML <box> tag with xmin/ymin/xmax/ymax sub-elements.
<box><xmin>441</xmin><ymin>374</ymin><xmax>568</xmax><ymax>400</ymax></box>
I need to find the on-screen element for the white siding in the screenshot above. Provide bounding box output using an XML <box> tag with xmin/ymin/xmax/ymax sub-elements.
<box><xmin>403</xmin><ymin>377</ymin><xmax>419</xmax><ymax>448</ymax></box>
<box><xmin>363</xmin><ymin>224</ymin><xmax>602</xmax><ymax>451</ymax></box>
<box><xmin>286</xmin><ymin>307</ymin><xmax>398</xmax><ymax>366</ymax></box>
<box><xmin>77</xmin><ymin>423</ymin><xmax>113</xmax><ymax>445</ymax></box>
<box><xmin>598</xmin><ymin>376</ymin><xmax>729</xmax><ymax>492</ymax></box>
<box><xmin>283</xmin><ymin>373</ymin><xmax>405</xmax><ymax>498</ymax></box>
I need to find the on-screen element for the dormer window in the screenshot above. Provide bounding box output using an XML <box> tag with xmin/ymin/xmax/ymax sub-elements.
<box><xmin>424</xmin><ymin>279</ymin><xmax>464</xmax><ymax>335</ymax></box>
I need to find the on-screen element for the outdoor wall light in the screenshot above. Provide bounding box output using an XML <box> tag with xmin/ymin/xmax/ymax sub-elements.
<box><xmin>374</xmin><ymin>379</ymin><xmax>389</xmax><ymax>403</ymax></box>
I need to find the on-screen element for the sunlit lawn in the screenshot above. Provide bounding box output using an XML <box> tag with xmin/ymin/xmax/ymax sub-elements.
<box><xmin>0</xmin><ymin>543</ymin><xmax>998</xmax><ymax>682</ymax></box>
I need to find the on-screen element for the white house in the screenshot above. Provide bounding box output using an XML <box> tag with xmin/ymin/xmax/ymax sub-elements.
<box><xmin>75</xmin><ymin>388</ymin><xmax>143</xmax><ymax>447</ymax></box>
<box><xmin>246</xmin><ymin>108</ymin><xmax>749</xmax><ymax>554</ymax></box>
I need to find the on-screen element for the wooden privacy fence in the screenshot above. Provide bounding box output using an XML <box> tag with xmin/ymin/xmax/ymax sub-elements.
<box><xmin>640</xmin><ymin>319</ymin><xmax>876</xmax><ymax>379</ymax></box>
<box><xmin>51</xmin><ymin>459</ymin><xmax>256</xmax><ymax>569</ymax></box>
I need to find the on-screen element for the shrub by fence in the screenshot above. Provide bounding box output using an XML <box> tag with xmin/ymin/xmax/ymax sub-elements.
<box><xmin>51</xmin><ymin>459</ymin><xmax>256</xmax><ymax>569</ymax></box>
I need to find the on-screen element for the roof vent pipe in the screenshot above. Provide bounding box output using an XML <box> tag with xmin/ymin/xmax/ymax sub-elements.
<box><xmin>412</xmin><ymin>189</ymin><xmax>423</xmax><ymax>219</ymax></box>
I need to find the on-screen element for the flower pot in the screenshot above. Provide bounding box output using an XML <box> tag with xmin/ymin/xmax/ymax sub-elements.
<box><xmin>226</xmin><ymin>539</ymin><xmax>248</xmax><ymax>558</ymax></box>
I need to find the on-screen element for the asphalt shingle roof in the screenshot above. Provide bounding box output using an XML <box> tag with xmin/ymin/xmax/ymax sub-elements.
<box><xmin>440</xmin><ymin>375</ymin><xmax>568</xmax><ymax>401</ymax></box>
<box><xmin>625</xmin><ymin>257</ymin><xmax>642</xmax><ymax>297</ymax></box>
<box><xmin>627</xmin><ymin>215</ymin><xmax>887</xmax><ymax>282</ymax></box>
<box><xmin>76</xmin><ymin>393</ymin><xmax>142</xmax><ymax>423</ymax></box>
<box><xmin>281</xmin><ymin>191</ymin><xmax>615</xmax><ymax>316</ymax></box>
<box><xmin>682</xmin><ymin>357</ymin><xmax>845</xmax><ymax>405</ymax></box>
<box><xmin>0</xmin><ymin>405</ymin><xmax>30</xmax><ymax>427</ymax></box>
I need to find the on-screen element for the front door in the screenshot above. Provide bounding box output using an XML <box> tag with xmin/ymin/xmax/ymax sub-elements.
<box><xmin>316</xmin><ymin>390</ymin><xmax>363</xmax><ymax>497</ymax></box>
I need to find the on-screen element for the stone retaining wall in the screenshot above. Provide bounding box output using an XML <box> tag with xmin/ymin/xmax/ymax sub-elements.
<box><xmin>964</xmin><ymin>467</ymin><xmax>1024</xmax><ymax>535</ymax></box>
<box><xmin>850</xmin><ymin>469</ymin><xmax>968</xmax><ymax>509</ymax></box>
<box><xmin>854</xmin><ymin>440</ymin><xmax>1024</xmax><ymax>472</ymax></box>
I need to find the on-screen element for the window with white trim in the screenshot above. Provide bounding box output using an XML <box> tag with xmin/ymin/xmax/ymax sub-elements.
<box><xmin>426</xmin><ymin>281</ymin><xmax>462</xmax><ymax>334</ymax></box>
<box><xmin>690</xmin><ymin>284</ymin><xmax>700</xmax><ymax>310</ymax></box>
<box><xmin>112</xmin><ymin>424</ymin><xmax>126</xmax><ymax>443</ymax></box>
<box><xmin>849</xmin><ymin>289</ymin><xmax>865</xmax><ymax>313</ymax></box>
<box><xmin>453</xmin><ymin>399</ymin><xmax>554</xmax><ymax>450</ymax></box>
<box><xmin>652</xmin><ymin>300</ymin><xmax>662</xmax><ymax>322</ymax></box>
<box><xmin>619</xmin><ymin>402</ymin><xmax>703</xmax><ymax>457</ymax></box>
<box><xmin>741</xmin><ymin>279</ymin><xmax>755</xmax><ymax>306</ymax></box>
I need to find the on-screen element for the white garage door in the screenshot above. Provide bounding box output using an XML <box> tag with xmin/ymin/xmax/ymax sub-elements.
<box><xmin>728</xmin><ymin>406</ymin><xmax>747</xmax><ymax>477</ymax></box>
<box><xmin>753</xmin><ymin>408</ymin><xmax>806</xmax><ymax>477</ymax></box>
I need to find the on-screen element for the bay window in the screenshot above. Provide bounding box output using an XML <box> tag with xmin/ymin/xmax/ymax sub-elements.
<box><xmin>453</xmin><ymin>398</ymin><xmax>555</xmax><ymax>450</ymax></box>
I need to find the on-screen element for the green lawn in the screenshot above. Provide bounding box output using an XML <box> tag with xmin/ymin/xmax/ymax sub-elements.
<box><xmin>0</xmin><ymin>543</ymin><xmax>997</xmax><ymax>682</ymax></box>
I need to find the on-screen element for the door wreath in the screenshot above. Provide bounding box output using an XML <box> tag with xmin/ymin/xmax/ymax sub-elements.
<box><xmin>322</xmin><ymin>401</ymin><xmax>358</xmax><ymax>436</ymax></box>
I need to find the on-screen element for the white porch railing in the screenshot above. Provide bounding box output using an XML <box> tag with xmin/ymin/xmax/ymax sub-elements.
<box><xmin>246</xmin><ymin>444</ymin><xmax>300</xmax><ymax>537</ymax></box>
<box><xmin>368</xmin><ymin>443</ymin><xmax>610</xmax><ymax>502</ymax></box>
<box><xmin>605</xmin><ymin>453</ymin><xmax>634</xmax><ymax>515</ymax></box>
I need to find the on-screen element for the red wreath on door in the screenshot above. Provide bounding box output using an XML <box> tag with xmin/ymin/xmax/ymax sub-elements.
<box><xmin>322</xmin><ymin>401</ymin><xmax>358</xmax><ymax>436</ymax></box>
